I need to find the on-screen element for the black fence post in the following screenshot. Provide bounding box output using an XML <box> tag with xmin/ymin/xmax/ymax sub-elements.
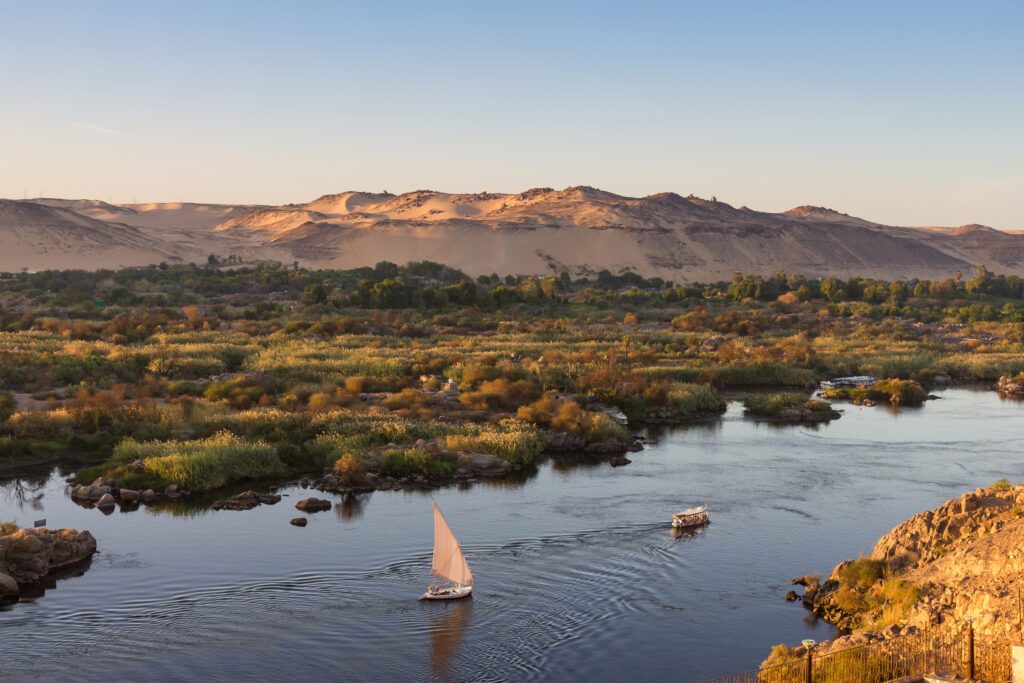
<box><xmin>967</xmin><ymin>621</ymin><xmax>976</xmax><ymax>679</ymax></box>
<box><xmin>804</xmin><ymin>648</ymin><xmax>812</xmax><ymax>683</ymax></box>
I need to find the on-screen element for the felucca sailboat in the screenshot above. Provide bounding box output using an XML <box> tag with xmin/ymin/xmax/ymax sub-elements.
<box><xmin>420</xmin><ymin>501</ymin><xmax>474</xmax><ymax>600</ymax></box>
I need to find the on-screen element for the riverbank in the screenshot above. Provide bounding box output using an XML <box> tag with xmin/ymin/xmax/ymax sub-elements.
<box><xmin>2</xmin><ymin>388</ymin><xmax>1021</xmax><ymax>681</ymax></box>
<box><xmin>778</xmin><ymin>481</ymin><xmax>1024</xmax><ymax>665</ymax></box>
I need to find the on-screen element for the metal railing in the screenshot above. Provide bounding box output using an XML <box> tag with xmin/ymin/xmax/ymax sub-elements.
<box><xmin>697</xmin><ymin>622</ymin><xmax>1016</xmax><ymax>683</ymax></box>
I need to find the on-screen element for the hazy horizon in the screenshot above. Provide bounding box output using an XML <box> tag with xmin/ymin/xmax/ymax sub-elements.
<box><xmin>2</xmin><ymin>1</ymin><xmax>1023</xmax><ymax>228</ymax></box>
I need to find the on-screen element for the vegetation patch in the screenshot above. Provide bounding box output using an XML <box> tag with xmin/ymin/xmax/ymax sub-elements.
<box><xmin>85</xmin><ymin>431</ymin><xmax>287</xmax><ymax>492</ymax></box>
<box><xmin>822</xmin><ymin>379</ymin><xmax>927</xmax><ymax>406</ymax></box>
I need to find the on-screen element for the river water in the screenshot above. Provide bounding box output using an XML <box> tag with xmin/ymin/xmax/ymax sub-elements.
<box><xmin>1</xmin><ymin>388</ymin><xmax>1021</xmax><ymax>682</ymax></box>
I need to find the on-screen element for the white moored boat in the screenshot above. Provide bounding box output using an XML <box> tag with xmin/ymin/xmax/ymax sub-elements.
<box><xmin>672</xmin><ymin>505</ymin><xmax>709</xmax><ymax>529</ymax></box>
<box><xmin>420</xmin><ymin>501</ymin><xmax>474</xmax><ymax>601</ymax></box>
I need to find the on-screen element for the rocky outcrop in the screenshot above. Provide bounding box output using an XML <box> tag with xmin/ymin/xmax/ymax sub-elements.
<box><xmin>775</xmin><ymin>404</ymin><xmax>841</xmax><ymax>424</ymax></box>
<box><xmin>211</xmin><ymin>490</ymin><xmax>282</xmax><ymax>511</ymax></box>
<box><xmin>71</xmin><ymin>477</ymin><xmax>175</xmax><ymax>509</ymax></box>
<box><xmin>795</xmin><ymin>483</ymin><xmax>1024</xmax><ymax>639</ymax></box>
<box><xmin>544</xmin><ymin>431</ymin><xmax>588</xmax><ymax>452</ymax></box>
<box><xmin>996</xmin><ymin>373</ymin><xmax>1024</xmax><ymax>397</ymax></box>
<box><xmin>0</xmin><ymin>527</ymin><xmax>98</xmax><ymax>605</ymax></box>
<box><xmin>583</xmin><ymin>437</ymin><xmax>629</xmax><ymax>454</ymax></box>
<box><xmin>295</xmin><ymin>497</ymin><xmax>332</xmax><ymax>512</ymax></box>
<box><xmin>456</xmin><ymin>452</ymin><xmax>512</xmax><ymax>477</ymax></box>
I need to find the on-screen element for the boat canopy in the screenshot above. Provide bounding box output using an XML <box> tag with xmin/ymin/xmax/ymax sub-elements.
<box><xmin>674</xmin><ymin>505</ymin><xmax>707</xmax><ymax>517</ymax></box>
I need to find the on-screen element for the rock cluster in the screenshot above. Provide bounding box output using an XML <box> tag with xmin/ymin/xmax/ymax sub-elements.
<box><xmin>775</xmin><ymin>404</ymin><xmax>841</xmax><ymax>424</ymax></box>
<box><xmin>543</xmin><ymin>431</ymin><xmax>588</xmax><ymax>452</ymax></box>
<box><xmin>0</xmin><ymin>527</ymin><xmax>97</xmax><ymax>605</ymax></box>
<box><xmin>996</xmin><ymin>373</ymin><xmax>1024</xmax><ymax>397</ymax></box>
<box><xmin>71</xmin><ymin>477</ymin><xmax>169</xmax><ymax>512</ymax></box>
<box><xmin>211</xmin><ymin>490</ymin><xmax>282</xmax><ymax>511</ymax></box>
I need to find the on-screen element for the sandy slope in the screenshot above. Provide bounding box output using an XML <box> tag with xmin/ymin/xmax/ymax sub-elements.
<box><xmin>3</xmin><ymin>187</ymin><xmax>1022</xmax><ymax>278</ymax></box>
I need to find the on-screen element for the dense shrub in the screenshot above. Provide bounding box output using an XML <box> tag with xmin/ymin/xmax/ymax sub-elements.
<box><xmin>516</xmin><ymin>396</ymin><xmax>627</xmax><ymax>443</ymax></box>
<box><xmin>379</xmin><ymin>447</ymin><xmax>456</xmax><ymax>478</ymax></box>
<box><xmin>823</xmin><ymin>378</ymin><xmax>927</xmax><ymax>406</ymax></box>
<box><xmin>442</xmin><ymin>420</ymin><xmax>546</xmax><ymax>463</ymax></box>
<box><xmin>112</xmin><ymin>431</ymin><xmax>287</xmax><ymax>492</ymax></box>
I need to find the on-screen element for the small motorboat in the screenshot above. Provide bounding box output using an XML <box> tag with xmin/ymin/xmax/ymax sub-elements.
<box><xmin>420</xmin><ymin>501</ymin><xmax>474</xmax><ymax>601</ymax></box>
<box><xmin>672</xmin><ymin>505</ymin><xmax>709</xmax><ymax>529</ymax></box>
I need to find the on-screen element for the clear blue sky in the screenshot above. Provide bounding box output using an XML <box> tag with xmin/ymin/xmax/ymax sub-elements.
<box><xmin>2</xmin><ymin>1</ymin><xmax>1022</xmax><ymax>227</ymax></box>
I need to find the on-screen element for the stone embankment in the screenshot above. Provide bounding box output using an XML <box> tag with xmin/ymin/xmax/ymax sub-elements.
<box><xmin>0</xmin><ymin>526</ymin><xmax>97</xmax><ymax>605</ymax></box>
<box><xmin>795</xmin><ymin>483</ymin><xmax>1024</xmax><ymax>648</ymax></box>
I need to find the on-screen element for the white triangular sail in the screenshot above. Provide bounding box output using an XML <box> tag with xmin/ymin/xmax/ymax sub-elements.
<box><xmin>430</xmin><ymin>501</ymin><xmax>473</xmax><ymax>586</ymax></box>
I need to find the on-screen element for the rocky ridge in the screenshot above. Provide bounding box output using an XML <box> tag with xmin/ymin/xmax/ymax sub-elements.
<box><xmin>796</xmin><ymin>483</ymin><xmax>1024</xmax><ymax>648</ymax></box>
<box><xmin>0</xmin><ymin>526</ymin><xmax>97</xmax><ymax>605</ymax></box>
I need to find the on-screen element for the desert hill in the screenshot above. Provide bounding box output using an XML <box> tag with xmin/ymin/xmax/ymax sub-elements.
<box><xmin>2</xmin><ymin>187</ymin><xmax>1021</xmax><ymax>279</ymax></box>
<box><xmin>0</xmin><ymin>200</ymin><xmax>189</xmax><ymax>271</ymax></box>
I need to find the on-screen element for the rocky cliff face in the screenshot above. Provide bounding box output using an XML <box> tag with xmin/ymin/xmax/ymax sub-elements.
<box><xmin>0</xmin><ymin>527</ymin><xmax>98</xmax><ymax>605</ymax></box>
<box><xmin>799</xmin><ymin>484</ymin><xmax>1024</xmax><ymax>642</ymax></box>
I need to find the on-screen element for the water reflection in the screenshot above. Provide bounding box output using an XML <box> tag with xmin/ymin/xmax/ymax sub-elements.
<box><xmin>669</xmin><ymin>524</ymin><xmax>707</xmax><ymax>541</ymax></box>
<box><xmin>548</xmin><ymin>452</ymin><xmax>613</xmax><ymax>474</ymax></box>
<box><xmin>1</xmin><ymin>389</ymin><xmax>1021</xmax><ymax>682</ymax></box>
<box><xmin>336</xmin><ymin>492</ymin><xmax>371</xmax><ymax>521</ymax></box>
<box><xmin>428</xmin><ymin>599</ymin><xmax>474</xmax><ymax>681</ymax></box>
<box><xmin>0</xmin><ymin>476</ymin><xmax>48</xmax><ymax>512</ymax></box>
<box><xmin>5</xmin><ymin>557</ymin><xmax>95</xmax><ymax>607</ymax></box>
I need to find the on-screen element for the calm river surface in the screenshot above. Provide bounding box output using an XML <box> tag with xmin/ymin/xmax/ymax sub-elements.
<box><xmin>1</xmin><ymin>388</ymin><xmax>1022</xmax><ymax>682</ymax></box>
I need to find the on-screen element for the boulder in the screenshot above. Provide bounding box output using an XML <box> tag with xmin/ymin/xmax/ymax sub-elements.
<box><xmin>96</xmin><ymin>494</ymin><xmax>116</xmax><ymax>510</ymax></box>
<box><xmin>584</xmin><ymin>438</ymin><xmax>628</xmax><ymax>454</ymax></box>
<box><xmin>295</xmin><ymin>497</ymin><xmax>332</xmax><ymax>512</ymax></box>
<box><xmin>609</xmin><ymin>456</ymin><xmax>632</xmax><ymax>467</ymax></box>
<box><xmin>119</xmin><ymin>489</ymin><xmax>139</xmax><ymax>504</ymax></box>
<box><xmin>290</xmin><ymin>518</ymin><xmax>308</xmax><ymax>527</ymax></box>
<box><xmin>0</xmin><ymin>572</ymin><xmax>18</xmax><ymax>603</ymax></box>
<box><xmin>457</xmin><ymin>453</ymin><xmax>512</xmax><ymax>478</ymax></box>
<box><xmin>0</xmin><ymin>527</ymin><xmax>97</xmax><ymax>584</ymax></box>
<box><xmin>699</xmin><ymin>335</ymin><xmax>725</xmax><ymax>352</ymax></box>
<box><xmin>212</xmin><ymin>491</ymin><xmax>283</xmax><ymax>511</ymax></box>
<box><xmin>996</xmin><ymin>374</ymin><xmax>1024</xmax><ymax>397</ymax></box>
<box><xmin>959</xmin><ymin>492</ymin><xmax>979</xmax><ymax>514</ymax></box>
<box><xmin>140</xmin><ymin>489</ymin><xmax>157</xmax><ymax>504</ymax></box>
<box><xmin>544</xmin><ymin>431</ymin><xmax>587</xmax><ymax>452</ymax></box>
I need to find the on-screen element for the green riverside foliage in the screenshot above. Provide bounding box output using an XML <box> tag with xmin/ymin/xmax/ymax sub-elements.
<box><xmin>379</xmin><ymin>448</ymin><xmax>456</xmax><ymax>478</ymax></box>
<box><xmin>5</xmin><ymin>261</ymin><xmax>1024</xmax><ymax>495</ymax></box>
<box><xmin>668</xmin><ymin>383</ymin><xmax>728</xmax><ymax>414</ymax></box>
<box><xmin>823</xmin><ymin>379</ymin><xmax>927</xmax><ymax>406</ymax></box>
<box><xmin>307</xmin><ymin>414</ymin><xmax>545</xmax><ymax>468</ymax></box>
<box><xmin>743</xmin><ymin>392</ymin><xmax>811</xmax><ymax>416</ymax></box>
<box><xmin>112</xmin><ymin>431</ymin><xmax>286</xmax><ymax>492</ymax></box>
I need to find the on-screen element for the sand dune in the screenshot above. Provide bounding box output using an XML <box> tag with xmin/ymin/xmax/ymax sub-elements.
<box><xmin>0</xmin><ymin>200</ymin><xmax>184</xmax><ymax>270</ymax></box>
<box><xmin>1</xmin><ymin>188</ymin><xmax>1021</xmax><ymax>279</ymax></box>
